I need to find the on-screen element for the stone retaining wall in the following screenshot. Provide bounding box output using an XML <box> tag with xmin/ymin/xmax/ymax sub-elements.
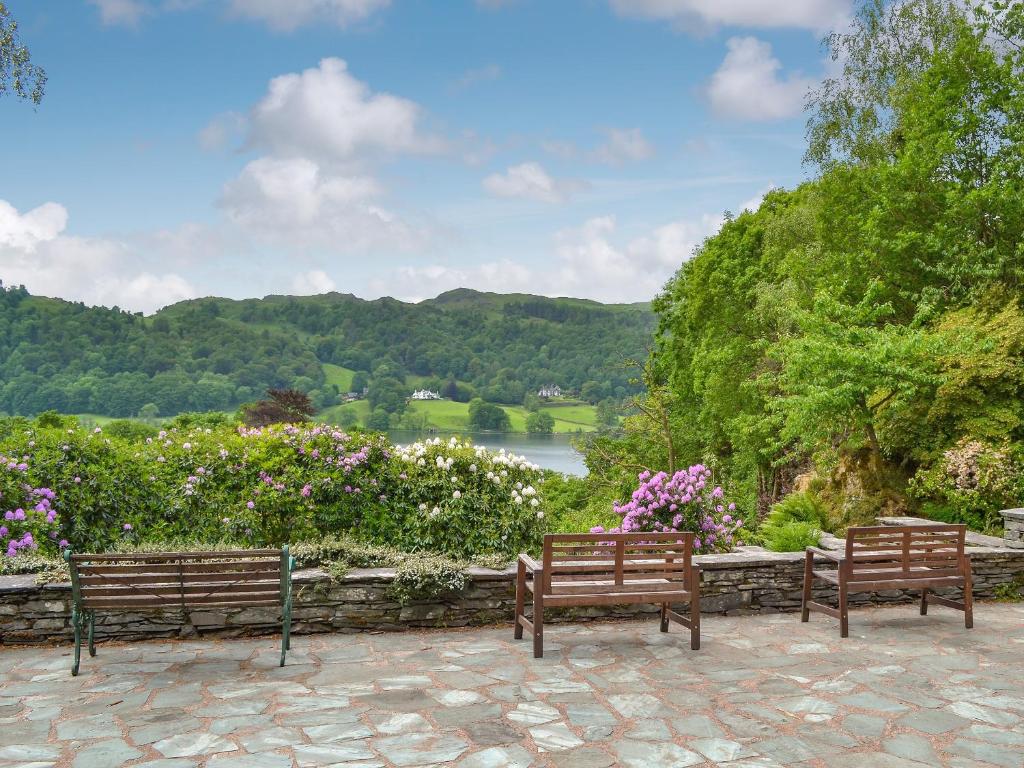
<box><xmin>3</xmin><ymin>541</ymin><xmax>1023</xmax><ymax>645</ymax></box>
<box><xmin>1003</xmin><ymin>508</ymin><xmax>1024</xmax><ymax>549</ymax></box>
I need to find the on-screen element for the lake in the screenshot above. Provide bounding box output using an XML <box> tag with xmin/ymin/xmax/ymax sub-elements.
<box><xmin>386</xmin><ymin>430</ymin><xmax>588</xmax><ymax>475</ymax></box>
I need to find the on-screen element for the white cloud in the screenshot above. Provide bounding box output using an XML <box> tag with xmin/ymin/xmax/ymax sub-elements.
<box><xmin>541</xmin><ymin>128</ymin><xmax>654</xmax><ymax>165</ymax></box>
<box><xmin>219</xmin><ymin>156</ymin><xmax>422</xmax><ymax>250</ymax></box>
<box><xmin>451</xmin><ymin>64</ymin><xmax>502</xmax><ymax>92</ymax></box>
<box><xmin>0</xmin><ymin>200</ymin><xmax>67</xmax><ymax>251</ymax></box>
<box><xmin>226</xmin><ymin>0</ymin><xmax>390</xmax><ymax>31</ymax></box>
<box><xmin>248</xmin><ymin>57</ymin><xmax>443</xmax><ymax>164</ymax></box>
<box><xmin>0</xmin><ymin>199</ymin><xmax>196</xmax><ymax>313</ymax></box>
<box><xmin>482</xmin><ymin>162</ymin><xmax>583</xmax><ymax>203</ymax></box>
<box><xmin>198</xmin><ymin>111</ymin><xmax>247</xmax><ymax>151</ymax></box>
<box><xmin>592</xmin><ymin>128</ymin><xmax>655</xmax><ymax>165</ymax></box>
<box><xmin>707</xmin><ymin>37</ymin><xmax>816</xmax><ymax>121</ymax></box>
<box><xmin>291</xmin><ymin>269</ymin><xmax>337</xmax><ymax>295</ymax></box>
<box><xmin>88</xmin><ymin>0</ymin><xmax>149</xmax><ymax>26</ymax></box>
<box><xmin>609</xmin><ymin>0</ymin><xmax>851</xmax><ymax>34</ymax></box>
<box><xmin>549</xmin><ymin>212</ymin><xmax>723</xmax><ymax>301</ymax></box>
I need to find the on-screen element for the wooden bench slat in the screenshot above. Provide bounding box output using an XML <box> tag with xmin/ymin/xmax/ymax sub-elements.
<box><xmin>551</xmin><ymin>580</ymin><xmax>687</xmax><ymax>595</ymax></box>
<box><xmin>80</xmin><ymin>580</ymin><xmax>282</xmax><ymax>598</ymax></box>
<box><xmin>79</xmin><ymin>569</ymin><xmax>281</xmax><ymax>586</ymax></box>
<box><xmin>544</xmin><ymin>590</ymin><xmax>692</xmax><ymax>608</ymax></box>
<box><xmin>79</xmin><ymin>561</ymin><xmax>281</xmax><ymax>576</ymax></box>
<box><xmin>72</xmin><ymin>549</ymin><xmax>280</xmax><ymax>562</ymax></box>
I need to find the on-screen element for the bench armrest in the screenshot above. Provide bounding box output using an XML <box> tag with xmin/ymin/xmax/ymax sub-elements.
<box><xmin>518</xmin><ymin>553</ymin><xmax>541</xmax><ymax>573</ymax></box>
<box><xmin>806</xmin><ymin>546</ymin><xmax>844</xmax><ymax>562</ymax></box>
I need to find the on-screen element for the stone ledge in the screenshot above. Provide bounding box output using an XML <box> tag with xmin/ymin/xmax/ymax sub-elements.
<box><xmin>3</xmin><ymin>538</ymin><xmax>1023</xmax><ymax>645</ymax></box>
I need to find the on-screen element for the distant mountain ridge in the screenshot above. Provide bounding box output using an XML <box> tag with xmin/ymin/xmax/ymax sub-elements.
<box><xmin>0</xmin><ymin>284</ymin><xmax>655</xmax><ymax>417</ymax></box>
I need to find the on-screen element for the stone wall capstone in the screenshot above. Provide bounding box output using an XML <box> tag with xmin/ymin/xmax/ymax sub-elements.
<box><xmin>1003</xmin><ymin>508</ymin><xmax>1024</xmax><ymax>549</ymax></box>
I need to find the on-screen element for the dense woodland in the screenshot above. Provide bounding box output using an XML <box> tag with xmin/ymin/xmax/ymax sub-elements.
<box><xmin>581</xmin><ymin>0</ymin><xmax>1024</xmax><ymax>537</ymax></box>
<box><xmin>0</xmin><ymin>286</ymin><xmax>653</xmax><ymax>417</ymax></box>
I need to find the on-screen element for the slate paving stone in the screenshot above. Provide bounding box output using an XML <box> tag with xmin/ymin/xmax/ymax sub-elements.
<box><xmin>456</xmin><ymin>745</ymin><xmax>535</xmax><ymax>767</ymax></box>
<box><xmin>463</xmin><ymin>720</ymin><xmax>523</xmax><ymax>746</ymax></box>
<box><xmin>153</xmin><ymin>733</ymin><xmax>238</xmax><ymax>758</ymax></box>
<box><xmin>70</xmin><ymin>739</ymin><xmax>142</xmax><ymax>768</ymax></box>
<box><xmin>898</xmin><ymin>708</ymin><xmax>971</xmax><ymax>734</ymax></box>
<box><xmin>946</xmin><ymin>738</ymin><xmax>1024</xmax><ymax>768</ymax></box>
<box><xmin>373</xmin><ymin>733</ymin><xmax>469</xmax><ymax>766</ymax></box>
<box><xmin>883</xmin><ymin>733</ymin><xmax>941</xmax><ymax>765</ymax></box>
<box><xmin>294</xmin><ymin>740</ymin><xmax>377</xmax><ymax>766</ymax></box>
<box><xmin>612</xmin><ymin>739</ymin><xmax>704</xmax><ymax>767</ymax></box>
<box><xmin>529</xmin><ymin>722</ymin><xmax>584</xmax><ymax>752</ymax></box>
<box><xmin>8</xmin><ymin>604</ymin><xmax>1024</xmax><ymax>768</ymax></box>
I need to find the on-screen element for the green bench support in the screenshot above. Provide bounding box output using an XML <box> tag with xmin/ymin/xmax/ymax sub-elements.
<box><xmin>64</xmin><ymin>547</ymin><xmax>295</xmax><ymax>676</ymax></box>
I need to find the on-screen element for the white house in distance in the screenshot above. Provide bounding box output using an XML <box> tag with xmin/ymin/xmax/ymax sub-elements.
<box><xmin>537</xmin><ymin>385</ymin><xmax>562</xmax><ymax>399</ymax></box>
<box><xmin>410</xmin><ymin>389</ymin><xmax>441</xmax><ymax>401</ymax></box>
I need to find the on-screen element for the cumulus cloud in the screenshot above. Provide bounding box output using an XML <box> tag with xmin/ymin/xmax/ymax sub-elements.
<box><xmin>451</xmin><ymin>64</ymin><xmax>502</xmax><ymax>92</ymax></box>
<box><xmin>592</xmin><ymin>128</ymin><xmax>655</xmax><ymax>165</ymax></box>
<box><xmin>247</xmin><ymin>57</ymin><xmax>443</xmax><ymax>164</ymax></box>
<box><xmin>609</xmin><ymin>0</ymin><xmax>851</xmax><ymax>34</ymax></box>
<box><xmin>88</xmin><ymin>0</ymin><xmax>149</xmax><ymax>26</ymax></box>
<box><xmin>226</xmin><ymin>0</ymin><xmax>391</xmax><ymax>31</ymax></box>
<box><xmin>291</xmin><ymin>269</ymin><xmax>337</xmax><ymax>295</ymax></box>
<box><xmin>0</xmin><ymin>199</ymin><xmax>197</xmax><ymax>313</ymax></box>
<box><xmin>546</xmin><ymin>213</ymin><xmax>721</xmax><ymax>301</ymax></box>
<box><xmin>707</xmin><ymin>37</ymin><xmax>816</xmax><ymax>121</ymax></box>
<box><xmin>482</xmin><ymin>162</ymin><xmax>584</xmax><ymax>203</ymax></box>
<box><xmin>220</xmin><ymin>156</ymin><xmax>422</xmax><ymax>250</ymax></box>
<box><xmin>541</xmin><ymin>128</ymin><xmax>654</xmax><ymax>165</ymax></box>
<box><xmin>198</xmin><ymin>111</ymin><xmax>247</xmax><ymax>151</ymax></box>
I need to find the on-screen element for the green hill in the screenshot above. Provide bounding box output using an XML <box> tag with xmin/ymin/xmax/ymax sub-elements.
<box><xmin>0</xmin><ymin>285</ymin><xmax>653</xmax><ymax>418</ymax></box>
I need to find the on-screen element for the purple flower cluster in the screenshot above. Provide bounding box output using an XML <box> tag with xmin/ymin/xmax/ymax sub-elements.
<box><xmin>599</xmin><ymin>466</ymin><xmax>743</xmax><ymax>554</ymax></box>
<box><xmin>1</xmin><ymin>453</ymin><xmax>61</xmax><ymax>558</ymax></box>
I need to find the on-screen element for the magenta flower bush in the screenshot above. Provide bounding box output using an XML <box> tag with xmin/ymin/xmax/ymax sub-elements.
<box><xmin>598</xmin><ymin>465</ymin><xmax>743</xmax><ymax>554</ymax></box>
<box><xmin>0</xmin><ymin>452</ymin><xmax>61</xmax><ymax>559</ymax></box>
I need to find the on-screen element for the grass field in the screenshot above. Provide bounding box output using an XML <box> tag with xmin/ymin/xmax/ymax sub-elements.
<box><xmin>321</xmin><ymin>363</ymin><xmax>356</xmax><ymax>391</ymax></box>
<box><xmin>399</xmin><ymin>400</ymin><xmax>597</xmax><ymax>433</ymax></box>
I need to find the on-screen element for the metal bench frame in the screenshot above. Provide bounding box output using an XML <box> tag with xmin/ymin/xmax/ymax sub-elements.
<box><xmin>64</xmin><ymin>547</ymin><xmax>295</xmax><ymax>675</ymax></box>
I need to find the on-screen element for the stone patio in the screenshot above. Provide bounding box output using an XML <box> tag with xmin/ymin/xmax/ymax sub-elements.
<box><xmin>2</xmin><ymin>603</ymin><xmax>1024</xmax><ymax>768</ymax></box>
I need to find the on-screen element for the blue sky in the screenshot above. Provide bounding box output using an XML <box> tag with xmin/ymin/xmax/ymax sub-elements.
<box><xmin>0</xmin><ymin>0</ymin><xmax>851</xmax><ymax>312</ymax></box>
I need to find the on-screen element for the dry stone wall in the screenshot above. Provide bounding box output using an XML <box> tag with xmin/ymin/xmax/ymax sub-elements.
<box><xmin>3</xmin><ymin>539</ymin><xmax>1023</xmax><ymax>646</ymax></box>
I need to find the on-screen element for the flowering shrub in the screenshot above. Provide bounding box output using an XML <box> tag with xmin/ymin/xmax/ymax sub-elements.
<box><xmin>909</xmin><ymin>439</ymin><xmax>1024</xmax><ymax>533</ymax></box>
<box><xmin>387</xmin><ymin>437</ymin><xmax>545</xmax><ymax>558</ymax></box>
<box><xmin>0</xmin><ymin>421</ymin><xmax>547</xmax><ymax>560</ymax></box>
<box><xmin>599</xmin><ymin>465</ymin><xmax>743</xmax><ymax>554</ymax></box>
<box><xmin>0</xmin><ymin>452</ymin><xmax>62</xmax><ymax>558</ymax></box>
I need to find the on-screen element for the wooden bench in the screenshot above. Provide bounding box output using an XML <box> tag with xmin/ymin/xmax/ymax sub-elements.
<box><xmin>801</xmin><ymin>524</ymin><xmax>973</xmax><ymax>637</ymax></box>
<box><xmin>515</xmin><ymin>532</ymin><xmax>700</xmax><ymax>658</ymax></box>
<box><xmin>64</xmin><ymin>547</ymin><xmax>295</xmax><ymax>675</ymax></box>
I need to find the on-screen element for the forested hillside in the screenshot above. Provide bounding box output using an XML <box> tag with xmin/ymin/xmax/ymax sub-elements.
<box><xmin>583</xmin><ymin>0</ymin><xmax>1024</xmax><ymax>535</ymax></box>
<box><xmin>0</xmin><ymin>285</ymin><xmax>653</xmax><ymax>417</ymax></box>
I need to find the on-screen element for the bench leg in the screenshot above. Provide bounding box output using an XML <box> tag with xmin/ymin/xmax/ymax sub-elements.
<box><xmin>71</xmin><ymin>607</ymin><xmax>82</xmax><ymax>677</ymax></box>
<box><xmin>659</xmin><ymin>603</ymin><xmax>669</xmax><ymax>633</ymax></box>
<box><xmin>532</xmin><ymin>589</ymin><xmax>544</xmax><ymax>659</ymax></box>
<box><xmin>689</xmin><ymin>570</ymin><xmax>701</xmax><ymax>651</ymax></box>
<box><xmin>963</xmin><ymin>564</ymin><xmax>973</xmax><ymax>630</ymax></box>
<box><xmin>280</xmin><ymin>598</ymin><xmax>292</xmax><ymax>667</ymax></box>
<box><xmin>920</xmin><ymin>588</ymin><xmax>928</xmax><ymax>616</ymax></box>
<box><xmin>87</xmin><ymin>610</ymin><xmax>96</xmax><ymax>657</ymax></box>
<box><xmin>801</xmin><ymin>550</ymin><xmax>813</xmax><ymax>623</ymax></box>
<box><xmin>839</xmin><ymin>581</ymin><xmax>849</xmax><ymax>638</ymax></box>
<box><xmin>514</xmin><ymin>560</ymin><xmax>526</xmax><ymax>640</ymax></box>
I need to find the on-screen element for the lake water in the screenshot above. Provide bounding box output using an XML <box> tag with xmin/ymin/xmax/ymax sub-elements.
<box><xmin>386</xmin><ymin>430</ymin><xmax>588</xmax><ymax>475</ymax></box>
